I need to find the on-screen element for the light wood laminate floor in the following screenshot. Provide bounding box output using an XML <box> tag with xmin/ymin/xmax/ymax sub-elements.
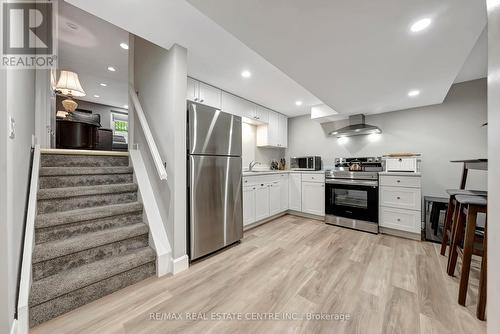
<box><xmin>31</xmin><ymin>215</ymin><xmax>486</xmax><ymax>334</ymax></box>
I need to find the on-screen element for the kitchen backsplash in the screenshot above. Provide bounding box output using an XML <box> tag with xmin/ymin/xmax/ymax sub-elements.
<box><xmin>242</xmin><ymin>123</ymin><xmax>285</xmax><ymax>169</ymax></box>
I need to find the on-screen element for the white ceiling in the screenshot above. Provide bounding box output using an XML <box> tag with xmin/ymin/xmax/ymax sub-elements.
<box><xmin>186</xmin><ymin>0</ymin><xmax>486</xmax><ymax>116</ymax></box>
<box><xmin>64</xmin><ymin>0</ymin><xmax>322</xmax><ymax>117</ymax></box>
<box><xmin>454</xmin><ymin>27</ymin><xmax>487</xmax><ymax>84</ymax></box>
<box><xmin>58</xmin><ymin>2</ymin><xmax>129</xmax><ymax>109</ymax></box>
<box><xmin>64</xmin><ymin>0</ymin><xmax>486</xmax><ymax>118</ymax></box>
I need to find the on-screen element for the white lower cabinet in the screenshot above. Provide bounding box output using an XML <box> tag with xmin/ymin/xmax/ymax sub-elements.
<box><xmin>379</xmin><ymin>173</ymin><xmax>422</xmax><ymax>236</ymax></box>
<box><xmin>289</xmin><ymin>173</ymin><xmax>302</xmax><ymax>211</ymax></box>
<box><xmin>269</xmin><ymin>181</ymin><xmax>281</xmax><ymax>215</ymax></box>
<box><xmin>379</xmin><ymin>206</ymin><xmax>420</xmax><ymax>234</ymax></box>
<box><xmin>243</xmin><ymin>185</ymin><xmax>256</xmax><ymax>226</ymax></box>
<box><xmin>301</xmin><ymin>182</ymin><xmax>325</xmax><ymax>216</ymax></box>
<box><xmin>255</xmin><ymin>183</ymin><xmax>270</xmax><ymax>221</ymax></box>
<box><xmin>242</xmin><ymin>172</ymin><xmax>324</xmax><ymax>228</ymax></box>
<box><xmin>279</xmin><ymin>174</ymin><xmax>289</xmax><ymax>211</ymax></box>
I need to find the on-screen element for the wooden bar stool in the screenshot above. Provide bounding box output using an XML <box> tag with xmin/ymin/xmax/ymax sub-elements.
<box><xmin>440</xmin><ymin>189</ymin><xmax>487</xmax><ymax>256</ymax></box>
<box><xmin>446</xmin><ymin>195</ymin><xmax>487</xmax><ymax>318</ymax></box>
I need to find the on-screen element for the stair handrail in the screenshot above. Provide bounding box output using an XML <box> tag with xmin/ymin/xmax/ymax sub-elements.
<box><xmin>129</xmin><ymin>86</ymin><xmax>168</xmax><ymax>181</ymax></box>
<box><xmin>17</xmin><ymin>145</ymin><xmax>41</xmax><ymax>334</ymax></box>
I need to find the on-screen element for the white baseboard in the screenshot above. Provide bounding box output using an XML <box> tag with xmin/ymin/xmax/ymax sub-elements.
<box><xmin>156</xmin><ymin>252</ymin><xmax>172</xmax><ymax>277</ymax></box>
<box><xmin>172</xmin><ymin>255</ymin><xmax>189</xmax><ymax>274</ymax></box>
<box><xmin>379</xmin><ymin>227</ymin><xmax>421</xmax><ymax>241</ymax></box>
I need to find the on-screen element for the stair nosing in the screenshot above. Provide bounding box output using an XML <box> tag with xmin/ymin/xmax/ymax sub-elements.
<box><xmin>29</xmin><ymin>247</ymin><xmax>155</xmax><ymax>306</ymax></box>
<box><xmin>32</xmin><ymin>223</ymin><xmax>149</xmax><ymax>264</ymax></box>
<box><xmin>40</xmin><ymin>166</ymin><xmax>133</xmax><ymax>176</ymax></box>
<box><xmin>35</xmin><ymin>202</ymin><xmax>143</xmax><ymax>229</ymax></box>
<box><xmin>37</xmin><ymin>183</ymin><xmax>138</xmax><ymax>200</ymax></box>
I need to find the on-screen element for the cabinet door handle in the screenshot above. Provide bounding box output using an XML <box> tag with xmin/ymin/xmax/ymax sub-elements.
<box><xmin>194</xmin><ymin>97</ymin><xmax>199</xmax><ymax>102</ymax></box>
<box><xmin>397</xmin><ymin>196</ymin><xmax>401</xmax><ymax>200</ymax></box>
<box><xmin>398</xmin><ymin>158</ymin><xmax>402</xmax><ymax>162</ymax></box>
<box><xmin>200</xmin><ymin>99</ymin><xmax>204</xmax><ymax>103</ymax></box>
<box><xmin>397</xmin><ymin>218</ymin><xmax>401</xmax><ymax>222</ymax></box>
<box><xmin>397</xmin><ymin>180</ymin><xmax>401</xmax><ymax>183</ymax></box>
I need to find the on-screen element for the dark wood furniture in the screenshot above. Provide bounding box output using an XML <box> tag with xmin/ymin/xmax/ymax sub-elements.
<box><xmin>56</xmin><ymin>118</ymin><xmax>98</xmax><ymax>149</ymax></box>
<box><xmin>450</xmin><ymin>159</ymin><xmax>488</xmax><ymax>189</ymax></box>
<box><xmin>440</xmin><ymin>159</ymin><xmax>488</xmax><ymax>255</ymax></box>
<box><xmin>96</xmin><ymin>128</ymin><xmax>113</xmax><ymax>151</ymax></box>
<box><xmin>446</xmin><ymin>195</ymin><xmax>487</xmax><ymax>320</ymax></box>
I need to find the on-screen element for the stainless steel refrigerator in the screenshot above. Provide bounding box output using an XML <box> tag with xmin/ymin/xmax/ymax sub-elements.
<box><xmin>187</xmin><ymin>101</ymin><xmax>243</xmax><ymax>260</ymax></box>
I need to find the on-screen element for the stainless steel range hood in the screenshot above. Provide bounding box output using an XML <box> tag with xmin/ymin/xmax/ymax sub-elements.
<box><xmin>329</xmin><ymin>114</ymin><xmax>382</xmax><ymax>137</ymax></box>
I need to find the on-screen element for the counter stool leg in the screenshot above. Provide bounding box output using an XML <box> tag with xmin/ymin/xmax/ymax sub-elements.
<box><xmin>447</xmin><ymin>204</ymin><xmax>465</xmax><ymax>276</ymax></box>
<box><xmin>441</xmin><ymin>197</ymin><xmax>455</xmax><ymax>255</ymax></box>
<box><xmin>458</xmin><ymin>205</ymin><xmax>477</xmax><ymax>305</ymax></box>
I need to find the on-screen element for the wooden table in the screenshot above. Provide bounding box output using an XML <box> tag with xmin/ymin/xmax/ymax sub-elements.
<box><xmin>450</xmin><ymin>159</ymin><xmax>488</xmax><ymax>189</ymax></box>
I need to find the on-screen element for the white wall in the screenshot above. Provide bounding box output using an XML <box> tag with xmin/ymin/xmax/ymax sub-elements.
<box><xmin>132</xmin><ymin>37</ymin><xmax>188</xmax><ymax>261</ymax></box>
<box><xmin>487</xmin><ymin>1</ymin><xmax>500</xmax><ymax>332</ymax></box>
<box><xmin>287</xmin><ymin>79</ymin><xmax>487</xmax><ymax>197</ymax></box>
<box><xmin>242</xmin><ymin>122</ymin><xmax>285</xmax><ymax>169</ymax></box>
<box><xmin>0</xmin><ymin>68</ymin><xmax>36</xmax><ymax>333</ymax></box>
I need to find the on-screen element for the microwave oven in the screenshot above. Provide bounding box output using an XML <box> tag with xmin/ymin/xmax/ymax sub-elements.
<box><xmin>290</xmin><ymin>156</ymin><xmax>322</xmax><ymax>171</ymax></box>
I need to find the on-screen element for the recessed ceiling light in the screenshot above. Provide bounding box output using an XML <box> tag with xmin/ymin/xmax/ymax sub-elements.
<box><xmin>100</xmin><ymin>83</ymin><xmax>107</xmax><ymax>87</ymax></box>
<box><xmin>408</xmin><ymin>90</ymin><xmax>420</xmax><ymax>97</ymax></box>
<box><xmin>295</xmin><ymin>100</ymin><xmax>303</xmax><ymax>106</ymax></box>
<box><xmin>123</xmin><ymin>104</ymin><xmax>128</xmax><ymax>109</ymax></box>
<box><xmin>107</xmin><ymin>66</ymin><xmax>116</xmax><ymax>72</ymax></box>
<box><xmin>241</xmin><ymin>70</ymin><xmax>251</xmax><ymax>78</ymax></box>
<box><xmin>410</xmin><ymin>18</ymin><xmax>431</xmax><ymax>32</ymax></box>
<box><xmin>93</xmin><ymin>94</ymin><xmax>100</xmax><ymax>98</ymax></box>
<box><xmin>120</xmin><ymin>42</ymin><xmax>129</xmax><ymax>50</ymax></box>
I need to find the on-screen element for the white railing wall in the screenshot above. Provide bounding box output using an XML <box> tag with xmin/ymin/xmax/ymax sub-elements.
<box><xmin>17</xmin><ymin>145</ymin><xmax>41</xmax><ymax>334</ymax></box>
<box><xmin>129</xmin><ymin>86</ymin><xmax>167</xmax><ymax>180</ymax></box>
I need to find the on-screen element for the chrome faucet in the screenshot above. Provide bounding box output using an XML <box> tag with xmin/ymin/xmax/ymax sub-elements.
<box><xmin>249</xmin><ymin>160</ymin><xmax>260</xmax><ymax>171</ymax></box>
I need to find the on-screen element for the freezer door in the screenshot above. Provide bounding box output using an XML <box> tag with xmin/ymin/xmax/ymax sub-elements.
<box><xmin>189</xmin><ymin>155</ymin><xmax>243</xmax><ymax>260</ymax></box>
<box><xmin>188</xmin><ymin>102</ymin><xmax>242</xmax><ymax>156</ymax></box>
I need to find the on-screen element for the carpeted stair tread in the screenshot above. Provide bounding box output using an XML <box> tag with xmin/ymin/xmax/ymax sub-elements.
<box><xmin>41</xmin><ymin>154</ymin><xmax>129</xmax><ymax>167</ymax></box>
<box><xmin>29</xmin><ymin>247</ymin><xmax>155</xmax><ymax>306</ymax></box>
<box><xmin>36</xmin><ymin>202</ymin><xmax>143</xmax><ymax>229</ymax></box>
<box><xmin>40</xmin><ymin>166</ymin><xmax>133</xmax><ymax>176</ymax></box>
<box><xmin>33</xmin><ymin>223</ymin><xmax>149</xmax><ymax>263</ymax></box>
<box><xmin>38</xmin><ymin>183</ymin><xmax>137</xmax><ymax>200</ymax></box>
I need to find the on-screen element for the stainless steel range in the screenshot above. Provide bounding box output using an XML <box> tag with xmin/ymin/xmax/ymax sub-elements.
<box><xmin>325</xmin><ymin>157</ymin><xmax>383</xmax><ymax>234</ymax></box>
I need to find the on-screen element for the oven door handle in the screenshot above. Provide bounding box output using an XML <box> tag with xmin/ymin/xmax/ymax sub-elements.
<box><xmin>325</xmin><ymin>179</ymin><xmax>378</xmax><ymax>187</ymax></box>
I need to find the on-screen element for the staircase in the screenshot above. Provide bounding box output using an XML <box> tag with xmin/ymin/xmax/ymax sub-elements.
<box><xmin>29</xmin><ymin>152</ymin><xmax>156</xmax><ymax>327</ymax></box>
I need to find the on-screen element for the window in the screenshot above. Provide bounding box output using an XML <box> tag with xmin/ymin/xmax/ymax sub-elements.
<box><xmin>110</xmin><ymin>112</ymin><xmax>128</xmax><ymax>143</ymax></box>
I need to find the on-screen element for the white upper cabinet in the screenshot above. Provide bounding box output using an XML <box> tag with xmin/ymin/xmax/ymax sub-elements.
<box><xmin>187</xmin><ymin>77</ymin><xmax>198</xmax><ymax>102</ymax></box>
<box><xmin>186</xmin><ymin>78</ymin><xmax>222</xmax><ymax>109</ymax></box>
<box><xmin>254</xmin><ymin>105</ymin><xmax>269</xmax><ymax>124</ymax></box>
<box><xmin>256</xmin><ymin>110</ymin><xmax>288</xmax><ymax>148</ymax></box>
<box><xmin>221</xmin><ymin>91</ymin><xmax>243</xmax><ymax>117</ymax></box>
<box><xmin>198</xmin><ymin>82</ymin><xmax>222</xmax><ymax>109</ymax></box>
<box><xmin>279</xmin><ymin>114</ymin><xmax>288</xmax><ymax>148</ymax></box>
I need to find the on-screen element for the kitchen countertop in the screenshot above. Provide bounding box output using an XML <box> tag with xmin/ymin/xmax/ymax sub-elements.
<box><xmin>243</xmin><ymin>170</ymin><xmax>325</xmax><ymax>177</ymax></box>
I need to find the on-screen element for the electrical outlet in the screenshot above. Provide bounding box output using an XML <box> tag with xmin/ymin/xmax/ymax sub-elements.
<box><xmin>8</xmin><ymin>116</ymin><xmax>15</xmax><ymax>139</ymax></box>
